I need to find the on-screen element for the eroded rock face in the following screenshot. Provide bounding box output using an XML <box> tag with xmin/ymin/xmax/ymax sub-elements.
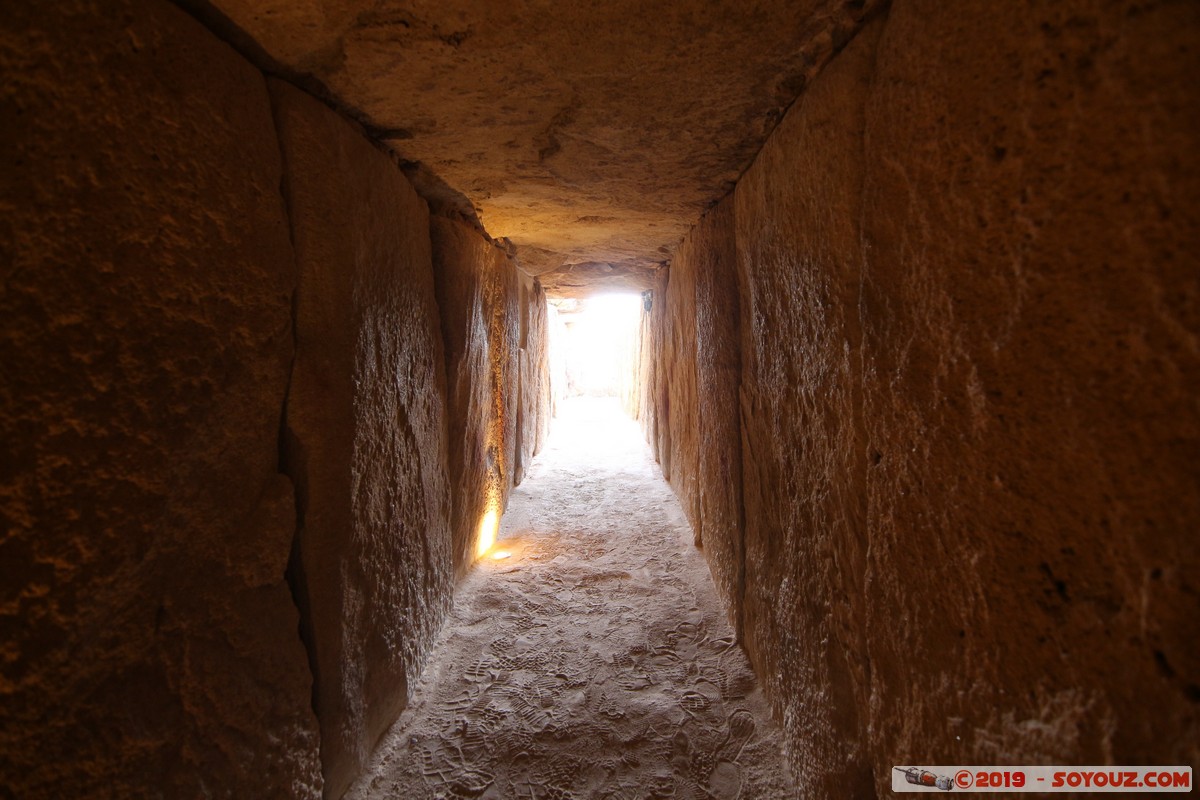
<box><xmin>850</xmin><ymin>0</ymin><xmax>1199</xmax><ymax>780</ymax></box>
<box><xmin>640</xmin><ymin>271</ymin><xmax>671</xmax><ymax>470</ymax></box>
<box><xmin>272</xmin><ymin>80</ymin><xmax>453</xmax><ymax>799</ymax></box>
<box><xmin>691</xmin><ymin>201</ymin><xmax>744</xmax><ymax>634</ymax></box>
<box><xmin>662</xmin><ymin>235</ymin><xmax>701</xmax><ymax>544</ymax></box>
<box><xmin>733</xmin><ymin>19</ymin><xmax>880</xmax><ymax>795</ymax></box>
<box><xmin>432</xmin><ymin>217</ymin><xmax>549</xmax><ymax>576</ymax></box>
<box><xmin>204</xmin><ymin>0</ymin><xmax>883</xmax><ymax>296</ymax></box>
<box><xmin>646</xmin><ymin>200</ymin><xmax>741</xmax><ymax>614</ymax></box>
<box><xmin>0</xmin><ymin>2</ymin><xmax>321</xmax><ymax>796</ymax></box>
<box><xmin>645</xmin><ymin>0</ymin><xmax>1200</xmax><ymax>794</ymax></box>
<box><xmin>513</xmin><ymin>275</ymin><xmax>552</xmax><ymax>485</ymax></box>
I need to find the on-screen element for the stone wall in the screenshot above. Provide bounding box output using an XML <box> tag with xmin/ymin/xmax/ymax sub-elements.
<box><xmin>514</xmin><ymin>274</ymin><xmax>552</xmax><ymax>486</ymax></box>
<box><xmin>1</xmin><ymin>3</ymin><xmax>552</xmax><ymax>797</ymax></box>
<box><xmin>663</xmin><ymin>235</ymin><xmax>701</xmax><ymax>544</ymax></box>
<box><xmin>0</xmin><ymin>2</ymin><xmax>321</xmax><ymax>796</ymax></box>
<box><xmin>640</xmin><ymin>270</ymin><xmax>671</xmax><ymax>471</ymax></box>
<box><xmin>642</xmin><ymin>0</ymin><xmax>1200</xmax><ymax>794</ymax></box>
<box><xmin>271</xmin><ymin>81</ymin><xmax>455</xmax><ymax>798</ymax></box>
<box><xmin>733</xmin><ymin>19</ymin><xmax>880</xmax><ymax>794</ymax></box>
<box><xmin>691</xmin><ymin>202</ymin><xmax>744</xmax><ymax>634</ymax></box>
<box><xmin>433</xmin><ymin>217</ymin><xmax>551</xmax><ymax>578</ymax></box>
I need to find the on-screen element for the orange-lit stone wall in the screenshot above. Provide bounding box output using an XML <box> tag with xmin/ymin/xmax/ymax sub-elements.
<box><xmin>641</xmin><ymin>2</ymin><xmax>1200</xmax><ymax>794</ymax></box>
<box><xmin>432</xmin><ymin>217</ymin><xmax>552</xmax><ymax>577</ymax></box>
<box><xmin>271</xmin><ymin>80</ymin><xmax>454</xmax><ymax>798</ymax></box>
<box><xmin>0</xmin><ymin>2</ymin><xmax>322</xmax><ymax>796</ymax></box>
<box><xmin>0</xmin><ymin>3</ymin><xmax>552</xmax><ymax>797</ymax></box>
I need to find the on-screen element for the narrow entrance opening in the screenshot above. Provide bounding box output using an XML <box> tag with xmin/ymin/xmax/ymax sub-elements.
<box><xmin>547</xmin><ymin>292</ymin><xmax>643</xmax><ymax>434</ymax></box>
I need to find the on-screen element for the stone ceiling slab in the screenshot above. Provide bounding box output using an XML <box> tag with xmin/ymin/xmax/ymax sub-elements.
<box><xmin>206</xmin><ymin>0</ymin><xmax>878</xmax><ymax>295</ymax></box>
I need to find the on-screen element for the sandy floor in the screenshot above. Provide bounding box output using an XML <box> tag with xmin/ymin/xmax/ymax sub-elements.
<box><xmin>348</xmin><ymin>397</ymin><xmax>787</xmax><ymax>799</ymax></box>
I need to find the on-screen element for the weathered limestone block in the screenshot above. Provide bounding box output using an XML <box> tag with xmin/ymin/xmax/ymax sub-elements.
<box><xmin>271</xmin><ymin>80</ymin><xmax>453</xmax><ymax>799</ymax></box>
<box><xmin>620</xmin><ymin>295</ymin><xmax>645</xmax><ymax>420</ymax></box>
<box><xmin>494</xmin><ymin>255</ymin><xmax>522</xmax><ymax>506</ymax></box>
<box><xmin>726</xmin><ymin>0</ymin><xmax>1199</xmax><ymax>794</ymax></box>
<box><xmin>432</xmin><ymin>217</ymin><xmax>530</xmax><ymax>575</ymax></box>
<box><xmin>640</xmin><ymin>270</ymin><xmax>672</xmax><ymax>467</ymax></box>
<box><xmin>690</xmin><ymin>199</ymin><xmax>744</xmax><ymax>634</ymax></box>
<box><xmin>513</xmin><ymin>275</ymin><xmax>551</xmax><ymax>485</ymax></box>
<box><xmin>857</xmin><ymin>0</ymin><xmax>1200</xmax><ymax>785</ymax></box>
<box><xmin>0</xmin><ymin>1</ymin><xmax>321</xmax><ymax>796</ymax></box>
<box><xmin>663</xmin><ymin>228</ymin><xmax>701</xmax><ymax>543</ymax></box>
<box><xmin>432</xmin><ymin>217</ymin><xmax>495</xmax><ymax>575</ymax></box>
<box><xmin>533</xmin><ymin>283</ymin><xmax>552</xmax><ymax>456</ymax></box>
<box><xmin>733</xmin><ymin>18</ymin><xmax>879</xmax><ymax>797</ymax></box>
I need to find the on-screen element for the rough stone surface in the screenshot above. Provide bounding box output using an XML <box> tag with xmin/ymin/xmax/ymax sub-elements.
<box><xmin>433</xmin><ymin>216</ymin><xmax>497</xmax><ymax>577</ymax></box>
<box><xmin>0</xmin><ymin>2</ymin><xmax>321</xmax><ymax>796</ymax></box>
<box><xmin>345</xmin><ymin>398</ymin><xmax>788</xmax><ymax>800</ymax></box>
<box><xmin>7</xmin><ymin>0</ymin><xmax>1198</xmax><ymax>797</ymax></box>
<box><xmin>641</xmin><ymin>1</ymin><xmax>1199</xmax><ymax>794</ymax></box>
<box><xmin>854</xmin><ymin>0</ymin><xmax>1200</xmax><ymax>785</ymax></box>
<box><xmin>691</xmin><ymin>200</ymin><xmax>745</xmax><ymax>635</ymax></box>
<box><xmin>204</xmin><ymin>0</ymin><xmax>883</xmax><ymax>295</ymax></box>
<box><xmin>271</xmin><ymin>80</ymin><xmax>453</xmax><ymax>800</ymax></box>
<box><xmin>662</xmin><ymin>234</ymin><xmax>701</xmax><ymax>544</ymax></box>
<box><xmin>432</xmin><ymin>216</ymin><xmax>549</xmax><ymax>577</ymax></box>
<box><xmin>733</xmin><ymin>19</ymin><xmax>880</xmax><ymax>796</ymax></box>
<box><xmin>639</xmin><ymin>271</ymin><xmax>671</xmax><ymax>470</ymax></box>
<box><xmin>513</xmin><ymin>275</ymin><xmax>552</xmax><ymax>486</ymax></box>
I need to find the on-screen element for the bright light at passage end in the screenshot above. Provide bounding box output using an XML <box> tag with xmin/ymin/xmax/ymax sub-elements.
<box><xmin>558</xmin><ymin>293</ymin><xmax>642</xmax><ymax>397</ymax></box>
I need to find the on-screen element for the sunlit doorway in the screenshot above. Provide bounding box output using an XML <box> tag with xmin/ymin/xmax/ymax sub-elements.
<box><xmin>547</xmin><ymin>293</ymin><xmax>643</xmax><ymax>433</ymax></box>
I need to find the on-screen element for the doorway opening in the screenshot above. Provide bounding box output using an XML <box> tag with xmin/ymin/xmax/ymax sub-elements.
<box><xmin>547</xmin><ymin>293</ymin><xmax>643</xmax><ymax>432</ymax></box>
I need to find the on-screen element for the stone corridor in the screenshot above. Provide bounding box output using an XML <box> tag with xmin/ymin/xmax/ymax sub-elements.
<box><xmin>4</xmin><ymin>2</ymin><xmax>1196</xmax><ymax>796</ymax></box>
<box><xmin>347</xmin><ymin>399</ymin><xmax>786</xmax><ymax>799</ymax></box>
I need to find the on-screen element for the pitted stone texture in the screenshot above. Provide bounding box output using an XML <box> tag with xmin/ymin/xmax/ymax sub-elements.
<box><xmin>663</xmin><ymin>234</ymin><xmax>701</xmax><ymax>544</ymax></box>
<box><xmin>432</xmin><ymin>217</ymin><xmax>548</xmax><ymax>577</ymax></box>
<box><xmin>0</xmin><ymin>2</ymin><xmax>320</xmax><ymax>796</ymax></box>
<box><xmin>271</xmin><ymin>80</ymin><xmax>453</xmax><ymax>800</ymax></box>
<box><xmin>726</xmin><ymin>1</ymin><xmax>1199</xmax><ymax>795</ymax></box>
<box><xmin>734</xmin><ymin>19</ymin><xmax>879</xmax><ymax>797</ymax></box>
<box><xmin>432</xmin><ymin>217</ymin><xmax>496</xmax><ymax>577</ymax></box>
<box><xmin>690</xmin><ymin>200</ymin><xmax>744</xmax><ymax>635</ymax></box>
<box><xmin>514</xmin><ymin>275</ymin><xmax>552</xmax><ymax>486</ymax></box>
<box><xmin>207</xmin><ymin>0</ymin><xmax>883</xmax><ymax>296</ymax></box>
<box><xmin>640</xmin><ymin>270</ymin><xmax>672</xmax><ymax>469</ymax></box>
<box><xmin>855</xmin><ymin>0</ymin><xmax>1199</xmax><ymax>784</ymax></box>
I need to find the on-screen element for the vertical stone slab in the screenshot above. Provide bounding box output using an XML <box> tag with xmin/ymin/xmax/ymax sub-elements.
<box><xmin>532</xmin><ymin>281</ymin><xmax>553</xmax><ymax>456</ymax></box>
<box><xmin>635</xmin><ymin>301</ymin><xmax>655</xmax><ymax>443</ymax></box>
<box><xmin>642</xmin><ymin>269</ymin><xmax>672</xmax><ymax>467</ymax></box>
<box><xmin>732</xmin><ymin>17</ymin><xmax>880</xmax><ymax>797</ymax></box>
<box><xmin>513</xmin><ymin>275</ymin><xmax>551</xmax><ymax>486</ymax></box>
<box><xmin>664</xmin><ymin>226</ymin><xmax>702</xmax><ymax>542</ymax></box>
<box><xmin>724</xmin><ymin>0</ymin><xmax>1199</xmax><ymax>793</ymax></box>
<box><xmin>0</xmin><ymin>1</ymin><xmax>321</xmax><ymax>796</ymax></box>
<box><xmin>432</xmin><ymin>216</ymin><xmax>528</xmax><ymax>576</ymax></box>
<box><xmin>433</xmin><ymin>217</ymin><xmax>493</xmax><ymax>575</ymax></box>
<box><xmin>513</xmin><ymin>279</ymin><xmax>531</xmax><ymax>486</ymax></box>
<box><xmin>492</xmin><ymin>250</ymin><xmax>522</xmax><ymax>501</ymax></box>
<box><xmin>621</xmin><ymin>293</ymin><xmax>645</xmax><ymax>420</ymax></box>
<box><xmin>857</xmin><ymin>0</ymin><xmax>1200</xmax><ymax>784</ymax></box>
<box><xmin>270</xmin><ymin>80</ymin><xmax>453</xmax><ymax>799</ymax></box>
<box><xmin>691</xmin><ymin>198</ymin><xmax>745</xmax><ymax>633</ymax></box>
